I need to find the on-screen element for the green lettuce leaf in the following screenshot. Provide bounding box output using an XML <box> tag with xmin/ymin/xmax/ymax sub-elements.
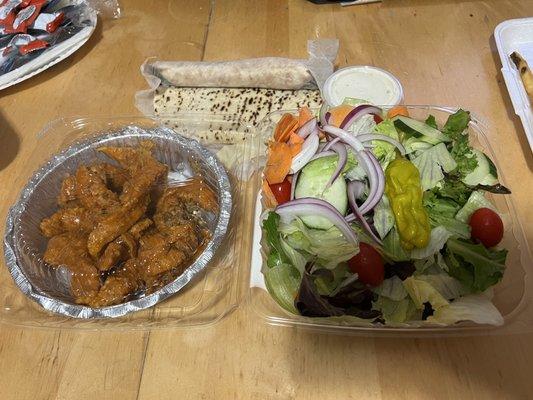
<box><xmin>431</xmin><ymin>176</ymin><xmax>473</xmax><ymax>207</ymax></box>
<box><xmin>441</xmin><ymin>109</ymin><xmax>478</xmax><ymax>178</ymax></box>
<box><xmin>404</xmin><ymin>137</ymin><xmax>434</xmax><ymax>155</ymax></box>
<box><xmin>373</xmin><ymin>195</ymin><xmax>395</xmax><ymax>239</ymax></box>
<box><xmin>262</xmin><ymin>212</ymin><xmax>290</xmax><ymax>268</ymax></box>
<box><xmin>280</xmin><ymin>238</ymin><xmax>308</xmax><ymax>274</ymax></box>
<box><xmin>423</xmin><ymin>191</ymin><xmax>470</xmax><ymax>238</ymax></box>
<box><xmin>450</xmin><ymin>134</ymin><xmax>478</xmax><ymax>178</ymax></box>
<box><xmin>410</xmin><ymin>226</ymin><xmax>452</xmax><ymax>259</ymax></box>
<box><xmin>442</xmin><ymin>109</ymin><xmax>470</xmax><ymax>140</ymax></box>
<box><xmin>314</xmin><ymin>264</ymin><xmax>349</xmax><ymax>296</ymax></box>
<box><xmin>411</xmin><ymin>143</ymin><xmax>458</xmax><ymax>190</ymax></box>
<box><xmin>263</xmin><ymin>263</ymin><xmax>300</xmax><ymax>314</ymax></box>
<box><xmin>373</xmin><ymin>296</ymin><xmax>418</xmax><ymax>324</ymax></box>
<box><xmin>417</xmin><ymin>273</ymin><xmax>469</xmax><ymax>300</ymax></box>
<box><xmin>372</xmin><ymin>120</ymin><xmax>400</xmax><ymax>170</ymax></box>
<box><xmin>279</xmin><ymin>217</ymin><xmax>358</xmax><ymax>266</ymax></box>
<box><xmin>381</xmin><ymin>227</ymin><xmax>410</xmax><ymax>262</ymax></box>
<box><xmin>426</xmin><ymin>293</ymin><xmax>503</xmax><ymax>326</ymax></box>
<box><xmin>373</xmin><ymin>276</ymin><xmax>408</xmax><ymax>301</ymax></box>
<box><xmin>455</xmin><ymin>191</ymin><xmax>498</xmax><ymax>223</ymax></box>
<box><xmin>414</xmin><ymin>252</ymin><xmax>449</xmax><ymax>274</ymax></box>
<box><xmin>425</xmin><ymin>115</ymin><xmax>438</xmax><ymax>129</ymax></box>
<box><xmin>349</xmin><ymin>114</ymin><xmax>377</xmax><ymax>136</ymax></box>
<box><xmin>402</xmin><ymin>276</ymin><xmax>449</xmax><ymax>310</ymax></box>
<box><xmin>444</xmin><ymin>238</ymin><xmax>506</xmax><ymax>292</ymax></box>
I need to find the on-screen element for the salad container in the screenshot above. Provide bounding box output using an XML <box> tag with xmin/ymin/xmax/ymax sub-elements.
<box><xmin>249</xmin><ymin>106</ymin><xmax>533</xmax><ymax>337</ymax></box>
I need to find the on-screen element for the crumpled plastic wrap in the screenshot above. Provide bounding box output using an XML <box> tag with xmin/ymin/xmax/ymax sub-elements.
<box><xmin>86</xmin><ymin>0</ymin><xmax>120</xmax><ymax>19</ymax></box>
<box><xmin>135</xmin><ymin>39</ymin><xmax>339</xmax><ymax>119</ymax></box>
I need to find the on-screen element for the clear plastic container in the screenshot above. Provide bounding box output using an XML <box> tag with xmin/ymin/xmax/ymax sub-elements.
<box><xmin>1</xmin><ymin>114</ymin><xmax>262</xmax><ymax>330</ymax></box>
<box><xmin>249</xmin><ymin>106</ymin><xmax>533</xmax><ymax>337</ymax></box>
<box><xmin>3</xmin><ymin>108</ymin><xmax>533</xmax><ymax>336</ymax></box>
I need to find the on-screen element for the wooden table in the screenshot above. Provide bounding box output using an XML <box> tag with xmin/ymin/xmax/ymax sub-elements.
<box><xmin>1</xmin><ymin>1</ymin><xmax>533</xmax><ymax>398</ymax></box>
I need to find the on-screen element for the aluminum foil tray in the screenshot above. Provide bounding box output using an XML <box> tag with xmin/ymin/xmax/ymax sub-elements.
<box><xmin>4</xmin><ymin>125</ymin><xmax>232</xmax><ymax>318</ymax></box>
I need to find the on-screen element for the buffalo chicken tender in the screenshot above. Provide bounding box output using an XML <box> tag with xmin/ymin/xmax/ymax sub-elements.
<box><xmin>39</xmin><ymin>141</ymin><xmax>217</xmax><ymax>307</ymax></box>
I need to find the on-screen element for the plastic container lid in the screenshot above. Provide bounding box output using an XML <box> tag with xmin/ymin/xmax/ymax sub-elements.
<box><xmin>322</xmin><ymin>66</ymin><xmax>404</xmax><ymax>107</ymax></box>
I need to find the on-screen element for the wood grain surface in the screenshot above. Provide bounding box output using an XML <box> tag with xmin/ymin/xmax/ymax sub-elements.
<box><xmin>1</xmin><ymin>1</ymin><xmax>533</xmax><ymax>399</ymax></box>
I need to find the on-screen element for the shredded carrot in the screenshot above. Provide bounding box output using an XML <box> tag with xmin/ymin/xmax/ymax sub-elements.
<box><xmin>328</xmin><ymin>104</ymin><xmax>355</xmax><ymax>127</ymax></box>
<box><xmin>288</xmin><ymin>132</ymin><xmax>304</xmax><ymax>145</ymax></box>
<box><xmin>288</xmin><ymin>132</ymin><xmax>304</xmax><ymax>157</ymax></box>
<box><xmin>298</xmin><ymin>106</ymin><xmax>314</xmax><ymax>127</ymax></box>
<box><xmin>262</xmin><ymin>179</ymin><xmax>278</xmax><ymax>209</ymax></box>
<box><xmin>274</xmin><ymin>113</ymin><xmax>298</xmax><ymax>142</ymax></box>
<box><xmin>264</xmin><ymin>141</ymin><xmax>292</xmax><ymax>184</ymax></box>
<box><xmin>277</xmin><ymin>120</ymin><xmax>298</xmax><ymax>143</ymax></box>
<box><xmin>387</xmin><ymin>105</ymin><xmax>409</xmax><ymax>119</ymax></box>
<box><xmin>289</xmin><ymin>143</ymin><xmax>302</xmax><ymax>157</ymax></box>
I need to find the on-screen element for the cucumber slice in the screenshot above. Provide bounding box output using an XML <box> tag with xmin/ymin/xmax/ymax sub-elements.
<box><xmin>394</xmin><ymin>116</ymin><xmax>451</xmax><ymax>143</ymax></box>
<box><xmin>462</xmin><ymin>149</ymin><xmax>498</xmax><ymax>186</ymax></box>
<box><xmin>294</xmin><ymin>156</ymin><xmax>348</xmax><ymax>230</ymax></box>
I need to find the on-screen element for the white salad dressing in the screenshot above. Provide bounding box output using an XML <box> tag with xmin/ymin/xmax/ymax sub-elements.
<box><xmin>322</xmin><ymin>66</ymin><xmax>404</xmax><ymax>106</ymax></box>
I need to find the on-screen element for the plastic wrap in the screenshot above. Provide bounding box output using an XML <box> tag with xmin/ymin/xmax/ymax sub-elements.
<box><xmin>135</xmin><ymin>39</ymin><xmax>339</xmax><ymax>121</ymax></box>
<box><xmin>86</xmin><ymin>0</ymin><xmax>120</xmax><ymax>19</ymax></box>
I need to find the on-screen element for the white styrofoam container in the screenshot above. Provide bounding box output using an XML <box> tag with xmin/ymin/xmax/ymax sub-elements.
<box><xmin>494</xmin><ymin>18</ymin><xmax>533</xmax><ymax>152</ymax></box>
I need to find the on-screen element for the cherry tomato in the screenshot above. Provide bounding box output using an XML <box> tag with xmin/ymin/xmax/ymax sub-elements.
<box><xmin>373</xmin><ymin>114</ymin><xmax>383</xmax><ymax>124</ymax></box>
<box><xmin>348</xmin><ymin>243</ymin><xmax>384</xmax><ymax>287</ymax></box>
<box><xmin>469</xmin><ymin>208</ymin><xmax>504</xmax><ymax>248</ymax></box>
<box><xmin>269</xmin><ymin>178</ymin><xmax>292</xmax><ymax>205</ymax></box>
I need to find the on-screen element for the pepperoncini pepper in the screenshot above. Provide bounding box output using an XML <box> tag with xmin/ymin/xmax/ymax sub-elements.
<box><xmin>385</xmin><ymin>157</ymin><xmax>430</xmax><ymax>250</ymax></box>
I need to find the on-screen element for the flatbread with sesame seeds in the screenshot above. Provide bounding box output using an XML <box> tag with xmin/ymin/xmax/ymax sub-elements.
<box><xmin>153</xmin><ymin>85</ymin><xmax>323</xmax><ymax>143</ymax></box>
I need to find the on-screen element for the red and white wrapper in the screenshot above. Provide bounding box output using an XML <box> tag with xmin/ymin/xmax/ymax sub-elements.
<box><xmin>2</xmin><ymin>33</ymin><xmax>48</xmax><ymax>56</ymax></box>
<box><xmin>0</xmin><ymin>0</ymin><xmax>22</xmax><ymax>27</ymax></box>
<box><xmin>31</xmin><ymin>10</ymin><xmax>63</xmax><ymax>32</ymax></box>
<box><xmin>3</xmin><ymin>0</ymin><xmax>47</xmax><ymax>33</ymax></box>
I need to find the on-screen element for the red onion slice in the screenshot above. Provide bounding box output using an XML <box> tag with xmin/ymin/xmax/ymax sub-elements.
<box><xmin>289</xmin><ymin>132</ymin><xmax>320</xmax><ymax>174</ymax></box>
<box><xmin>297</xmin><ymin>118</ymin><xmax>318</xmax><ymax>139</ymax></box>
<box><xmin>309</xmin><ymin>150</ymin><xmax>335</xmax><ymax>163</ymax></box>
<box><xmin>323</xmin><ymin>137</ymin><xmax>341</xmax><ymax>152</ymax></box>
<box><xmin>290</xmin><ymin>171</ymin><xmax>300</xmax><ymax>200</ymax></box>
<box><xmin>276</xmin><ymin>198</ymin><xmax>358</xmax><ymax>246</ymax></box>
<box><xmin>357</xmin><ymin>134</ymin><xmax>406</xmax><ymax>155</ymax></box>
<box><xmin>322</xmin><ymin>125</ymin><xmax>365</xmax><ymax>152</ymax></box>
<box><xmin>347</xmin><ymin>181</ymin><xmax>383</xmax><ymax>245</ymax></box>
<box><xmin>358</xmin><ymin>151</ymin><xmax>385</xmax><ymax>215</ymax></box>
<box><xmin>340</xmin><ymin>105</ymin><xmax>383</xmax><ymax>130</ymax></box>
<box><xmin>350</xmin><ymin>180</ymin><xmax>366</xmax><ymax>199</ymax></box>
<box><xmin>319</xmin><ymin>102</ymin><xmax>329</xmax><ymax>126</ymax></box>
<box><xmin>324</xmin><ymin>142</ymin><xmax>347</xmax><ymax>190</ymax></box>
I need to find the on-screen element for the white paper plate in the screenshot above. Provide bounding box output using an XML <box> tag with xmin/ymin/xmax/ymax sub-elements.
<box><xmin>495</xmin><ymin>18</ymin><xmax>533</xmax><ymax>152</ymax></box>
<box><xmin>0</xmin><ymin>9</ymin><xmax>97</xmax><ymax>91</ymax></box>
